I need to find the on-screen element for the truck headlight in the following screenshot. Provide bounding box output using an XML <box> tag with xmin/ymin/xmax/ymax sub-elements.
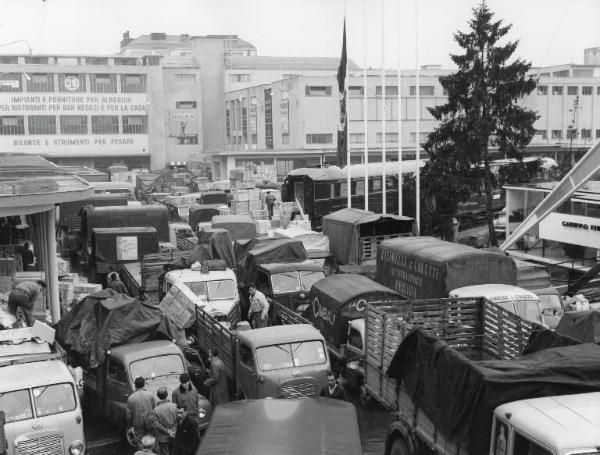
<box><xmin>68</xmin><ymin>440</ymin><xmax>84</xmax><ymax>455</ymax></box>
<box><xmin>198</xmin><ymin>408</ymin><xmax>207</xmax><ymax>419</ymax></box>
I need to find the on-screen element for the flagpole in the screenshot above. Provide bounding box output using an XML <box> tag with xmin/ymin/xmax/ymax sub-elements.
<box><xmin>397</xmin><ymin>0</ymin><xmax>402</xmax><ymax>216</ymax></box>
<box><xmin>363</xmin><ymin>0</ymin><xmax>369</xmax><ymax>211</ymax></box>
<box><xmin>381</xmin><ymin>0</ymin><xmax>386</xmax><ymax>214</ymax></box>
<box><xmin>345</xmin><ymin>7</ymin><xmax>351</xmax><ymax>208</ymax></box>
<box><xmin>415</xmin><ymin>0</ymin><xmax>420</xmax><ymax>234</ymax></box>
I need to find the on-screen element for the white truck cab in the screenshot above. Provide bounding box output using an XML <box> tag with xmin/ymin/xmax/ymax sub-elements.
<box><xmin>163</xmin><ymin>268</ymin><xmax>240</xmax><ymax>326</ymax></box>
<box><xmin>450</xmin><ymin>284</ymin><xmax>550</xmax><ymax>327</ymax></box>
<box><xmin>491</xmin><ymin>392</ymin><xmax>600</xmax><ymax>455</ymax></box>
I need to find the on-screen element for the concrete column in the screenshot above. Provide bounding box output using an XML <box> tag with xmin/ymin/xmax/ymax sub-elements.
<box><xmin>44</xmin><ymin>208</ymin><xmax>60</xmax><ymax>323</ymax></box>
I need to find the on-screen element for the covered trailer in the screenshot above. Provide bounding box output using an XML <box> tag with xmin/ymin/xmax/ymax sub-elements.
<box><xmin>376</xmin><ymin>236</ymin><xmax>517</xmax><ymax>299</ymax></box>
<box><xmin>58</xmin><ymin>192</ymin><xmax>128</xmax><ymax>232</ymax></box>
<box><xmin>241</xmin><ymin>238</ymin><xmax>307</xmax><ymax>285</ymax></box>
<box><xmin>322</xmin><ymin>208</ymin><xmax>413</xmax><ymax>265</ymax></box>
<box><xmin>135</xmin><ymin>173</ymin><xmax>163</xmax><ymax>200</ymax></box>
<box><xmin>211</xmin><ymin>214</ymin><xmax>256</xmax><ymax>241</ymax></box>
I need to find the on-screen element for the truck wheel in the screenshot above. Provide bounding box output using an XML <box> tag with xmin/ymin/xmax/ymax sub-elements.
<box><xmin>389</xmin><ymin>438</ymin><xmax>410</xmax><ymax>455</ymax></box>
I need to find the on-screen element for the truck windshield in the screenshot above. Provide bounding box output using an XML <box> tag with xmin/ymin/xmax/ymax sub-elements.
<box><xmin>130</xmin><ymin>354</ymin><xmax>185</xmax><ymax>382</ymax></box>
<box><xmin>255</xmin><ymin>340</ymin><xmax>327</xmax><ymax>371</ymax></box>
<box><xmin>271</xmin><ymin>272</ymin><xmax>301</xmax><ymax>294</ymax></box>
<box><xmin>496</xmin><ymin>301</ymin><xmax>543</xmax><ymax>324</ymax></box>
<box><xmin>300</xmin><ymin>271</ymin><xmax>325</xmax><ymax>292</ymax></box>
<box><xmin>32</xmin><ymin>383</ymin><xmax>76</xmax><ymax>417</ymax></box>
<box><xmin>0</xmin><ymin>389</ymin><xmax>33</xmax><ymax>422</ymax></box>
<box><xmin>185</xmin><ymin>280</ymin><xmax>236</xmax><ymax>300</ymax></box>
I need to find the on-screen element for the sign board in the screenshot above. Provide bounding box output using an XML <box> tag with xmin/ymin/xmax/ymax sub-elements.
<box><xmin>264</xmin><ymin>88</ymin><xmax>273</xmax><ymax>149</ymax></box>
<box><xmin>539</xmin><ymin>212</ymin><xmax>600</xmax><ymax>249</ymax></box>
<box><xmin>116</xmin><ymin>236</ymin><xmax>138</xmax><ymax>261</ymax></box>
<box><xmin>280</xmin><ymin>100</ymin><xmax>289</xmax><ymax>134</ymax></box>
<box><xmin>0</xmin><ymin>93</ymin><xmax>149</xmax><ymax>115</ymax></box>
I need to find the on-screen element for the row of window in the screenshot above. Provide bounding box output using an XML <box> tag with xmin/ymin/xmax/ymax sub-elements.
<box><xmin>304</xmin><ymin>85</ymin><xmax>439</xmax><ymax>97</ymax></box>
<box><xmin>0</xmin><ymin>55</ymin><xmax>139</xmax><ymax>66</ymax></box>
<box><xmin>537</xmin><ymin>85</ymin><xmax>600</xmax><ymax>96</ymax></box>
<box><xmin>0</xmin><ymin>115</ymin><xmax>148</xmax><ymax>135</ymax></box>
<box><xmin>349</xmin><ymin>132</ymin><xmax>431</xmax><ymax>144</ymax></box>
<box><xmin>536</xmin><ymin>129</ymin><xmax>600</xmax><ymax>140</ymax></box>
<box><xmin>0</xmin><ymin>73</ymin><xmax>147</xmax><ymax>93</ymax></box>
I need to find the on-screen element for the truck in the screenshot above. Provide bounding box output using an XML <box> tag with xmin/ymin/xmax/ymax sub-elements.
<box><xmin>0</xmin><ymin>324</ymin><xmax>86</xmax><ymax>455</ymax></box>
<box><xmin>192</xmin><ymin>305</ymin><xmax>329</xmax><ymax>400</ymax></box>
<box><xmin>362</xmin><ymin>298</ymin><xmax>600</xmax><ymax>455</ymax></box>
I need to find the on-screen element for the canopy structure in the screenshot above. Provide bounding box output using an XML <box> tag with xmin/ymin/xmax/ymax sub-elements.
<box><xmin>322</xmin><ymin>208</ymin><xmax>413</xmax><ymax>265</ymax></box>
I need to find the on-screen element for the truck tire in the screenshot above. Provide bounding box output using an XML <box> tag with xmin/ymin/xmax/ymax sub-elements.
<box><xmin>389</xmin><ymin>438</ymin><xmax>411</xmax><ymax>455</ymax></box>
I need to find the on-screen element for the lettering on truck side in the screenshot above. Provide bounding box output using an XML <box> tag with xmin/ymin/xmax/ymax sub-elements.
<box><xmin>312</xmin><ymin>297</ymin><xmax>336</xmax><ymax>326</ymax></box>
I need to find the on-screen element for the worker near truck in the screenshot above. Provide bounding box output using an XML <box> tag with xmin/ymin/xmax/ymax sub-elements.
<box><xmin>171</xmin><ymin>373</ymin><xmax>202</xmax><ymax>435</ymax></box>
<box><xmin>248</xmin><ymin>284</ymin><xmax>269</xmax><ymax>329</ymax></box>
<box><xmin>265</xmin><ymin>191</ymin><xmax>276</xmax><ymax>219</ymax></box>
<box><xmin>127</xmin><ymin>376</ymin><xmax>156</xmax><ymax>448</ymax></box>
<box><xmin>173</xmin><ymin>407</ymin><xmax>200</xmax><ymax>455</ymax></box>
<box><xmin>107</xmin><ymin>271</ymin><xmax>130</xmax><ymax>295</ymax></box>
<box><xmin>7</xmin><ymin>279</ymin><xmax>45</xmax><ymax>327</ymax></box>
<box><xmin>320</xmin><ymin>371</ymin><xmax>347</xmax><ymax>401</ymax></box>
<box><xmin>150</xmin><ymin>387</ymin><xmax>177</xmax><ymax>455</ymax></box>
<box><xmin>134</xmin><ymin>435</ymin><xmax>157</xmax><ymax>455</ymax></box>
<box><xmin>203</xmin><ymin>347</ymin><xmax>229</xmax><ymax>407</ymax></box>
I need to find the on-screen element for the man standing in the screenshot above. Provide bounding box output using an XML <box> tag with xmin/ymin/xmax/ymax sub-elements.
<box><xmin>127</xmin><ymin>377</ymin><xmax>156</xmax><ymax>448</ymax></box>
<box><xmin>265</xmin><ymin>191</ymin><xmax>276</xmax><ymax>220</ymax></box>
<box><xmin>106</xmin><ymin>272</ymin><xmax>129</xmax><ymax>295</ymax></box>
<box><xmin>20</xmin><ymin>243</ymin><xmax>34</xmax><ymax>269</ymax></box>
<box><xmin>150</xmin><ymin>387</ymin><xmax>177</xmax><ymax>455</ymax></box>
<box><xmin>248</xmin><ymin>284</ymin><xmax>269</xmax><ymax>329</ymax></box>
<box><xmin>319</xmin><ymin>372</ymin><xmax>347</xmax><ymax>401</ymax></box>
<box><xmin>203</xmin><ymin>348</ymin><xmax>229</xmax><ymax>408</ymax></box>
<box><xmin>171</xmin><ymin>373</ymin><xmax>201</xmax><ymax>432</ymax></box>
<box><xmin>7</xmin><ymin>280</ymin><xmax>45</xmax><ymax>327</ymax></box>
<box><xmin>172</xmin><ymin>408</ymin><xmax>200</xmax><ymax>455</ymax></box>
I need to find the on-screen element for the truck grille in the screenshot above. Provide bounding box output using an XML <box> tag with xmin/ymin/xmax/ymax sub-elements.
<box><xmin>16</xmin><ymin>431</ymin><xmax>64</xmax><ymax>455</ymax></box>
<box><xmin>279</xmin><ymin>378</ymin><xmax>317</xmax><ymax>398</ymax></box>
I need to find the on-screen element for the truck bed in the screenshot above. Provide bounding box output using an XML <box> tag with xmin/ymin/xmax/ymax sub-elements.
<box><xmin>193</xmin><ymin>306</ymin><xmax>236</xmax><ymax>379</ymax></box>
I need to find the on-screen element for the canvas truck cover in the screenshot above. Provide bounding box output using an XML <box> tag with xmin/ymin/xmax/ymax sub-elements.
<box><xmin>273</xmin><ymin>225</ymin><xmax>330</xmax><ymax>256</ymax></box>
<box><xmin>243</xmin><ymin>238</ymin><xmax>308</xmax><ymax>285</ymax></box>
<box><xmin>322</xmin><ymin>208</ymin><xmax>413</xmax><ymax>265</ymax></box>
<box><xmin>59</xmin><ymin>193</ymin><xmax>128</xmax><ymax>229</ymax></box>
<box><xmin>376</xmin><ymin>237</ymin><xmax>516</xmax><ymax>299</ymax></box>
<box><xmin>55</xmin><ymin>288</ymin><xmax>184</xmax><ymax>369</ymax></box>
<box><xmin>136</xmin><ymin>173</ymin><xmax>163</xmax><ymax>194</ymax></box>
<box><xmin>211</xmin><ymin>215</ymin><xmax>256</xmax><ymax>241</ymax></box>
<box><xmin>199</xmin><ymin>191</ymin><xmax>227</xmax><ymax>205</ymax></box>
<box><xmin>387</xmin><ymin>329</ymin><xmax>600</xmax><ymax>455</ymax></box>
<box><xmin>83</xmin><ymin>205</ymin><xmax>170</xmax><ymax>242</ymax></box>
<box><xmin>196</xmin><ymin>228</ymin><xmax>235</xmax><ymax>269</ymax></box>
<box><xmin>189</xmin><ymin>204</ymin><xmax>221</xmax><ymax>228</ymax></box>
<box><xmin>556</xmin><ymin>309</ymin><xmax>600</xmax><ymax>344</ymax></box>
<box><xmin>92</xmin><ymin>227</ymin><xmax>159</xmax><ymax>264</ymax></box>
<box><xmin>309</xmin><ymin>273</ymin><xmax>399</xmax><ymax>348</ymax></box>
<box><xmin>199</xmin><ymin>398</ymin><xmax>362</xmax><ymax>455</ymax></box>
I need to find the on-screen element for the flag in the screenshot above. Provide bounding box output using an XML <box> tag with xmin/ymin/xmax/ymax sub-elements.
<box><xmin>337</xmin><ymin>19</ymin><xmax>348</xmax><ymax>167</ymax></box>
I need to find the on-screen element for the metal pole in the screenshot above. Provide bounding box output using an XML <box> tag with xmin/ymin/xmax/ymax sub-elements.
<box><xmin>414</xmin><ymin>0</ymin><xmax>420</xmax><ymax>234</ymax></box>
<box><xmin>45</xmin><ymin>209</ymin><xmax>60</xmax><ymax>323</ymax></box>
<box><xmin>363</xmin><ymin>0</ymin><xmax>369</xmax><ymax>211</ymax></box>
<box><xmin>345</xmin><ymin>6</ymin><xmax>351</xmax><ymax>208</ymax></box>
<box><xmin>381</xmin><ymin>0</ymin><xmax>387</xmax><ymax>214</ymax></box>
<box><xmin>397</xmin><ymin>0</ymin><xmax>402</xmax><ymax>216</ymax></box>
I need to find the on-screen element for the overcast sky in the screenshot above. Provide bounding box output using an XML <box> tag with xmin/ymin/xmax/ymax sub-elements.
<box><xmin>1</xmin><ymin>0</ymin><xmax>598</xmax><ymax>69</ymax></box>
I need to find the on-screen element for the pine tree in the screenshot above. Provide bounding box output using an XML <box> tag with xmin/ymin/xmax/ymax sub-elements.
<box><xmin>423</xmin><ymin>2</ymin><xmax>538</xmax><ymax>245</ymax></box>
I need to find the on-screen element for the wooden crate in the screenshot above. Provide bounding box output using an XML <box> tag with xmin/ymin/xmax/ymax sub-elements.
<box><xmin>360</xmin><ymin>234</ymin><xmax>400</xmax><ymax>261</ymax></box>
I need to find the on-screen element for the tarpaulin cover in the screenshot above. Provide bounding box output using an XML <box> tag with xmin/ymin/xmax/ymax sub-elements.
<box><xmin>233</xmin><ymin>238</ymin><xmax>276</xmax><ymax>270</ymax></box>
<box><xmin>242</xmin><ymin>238</ymin><xmax>307</xmax><ymax>285</ymax></box>
<box><xmin>387</xmin><ymin>329</ymin><xmax>600</xmax><ymax>454</ymax></box>
<box><xmin>59</xmin><ymin>193</ymin><xmax>128</xmax><ymax>227</ymax></box>
<box><xmin>308</xmin><ymin>274</ymin><xmax>399</xmax><ymax>348</ymax></box>
<box><xmin>199</xmin><ymin>398</ymin><xmax>362</xmax><ymax>455</ymax></box>
<box><xmin>92</xmin><ymin>227</ymin><xmax>159</xmax><ymax>265</ymax></box>
<box><xmin>555</xmin><ymin>310</ymin><xmax>600</xmax><ymax>344</ymax></box>
<box><xmin>188</xmin><ymin>204</ymin><xmax>222</xmax><ymax>227</ymax></box>
<box><xmin>84</xmin><ymin>205</ymin><xmax>170</xmax><ymax>242</ymax></box>
<box><xmin>211</xmin><ymin>215</ymin><xmax>256</xmax><ymax>241</ymax></box>
<box><xmin>199</xmin><ymin>191</ymin><xmax>227</xmax><ymax>205</ymax></box>
<box><xmin>196</xmin><ymin>228</ymin><xmax>235</xmax><ymax>269</ymax></box>
<box><xmin>55</xmin><ymin>289</ymin><xmax>185</xmax><ymax>369</ymax></box>
<box><xmin>136</xmin><ymin>173</ymin><xmax>163</xmax><ymax>193</ymax></box>
<box><xmin>376</xmin><ymin>237</ymin><xmax>517</xmax><ymax>299</ymax></box>
<box><xmin>523</xmin><ymin>328</ymin><xmax>583</xmax><ymax>355</ymax></box>
<box><xmin>273</xmin><ymin>225</ymin><xmax>330</xmax><ymax>255</ymax></box>
<box><xmin>322</xmin><ymin>208</ymin><xmax>413</xmax><ymax>265</ymax></box>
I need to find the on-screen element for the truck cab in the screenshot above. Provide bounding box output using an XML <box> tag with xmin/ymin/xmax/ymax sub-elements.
<box><xmin>256</xmin><ymin>261</ymin><xmax>325</xmax><ymax>315</ymax></box>
<box><xmin>491</xmin><ymin>392</ymin><xmax>600</xmax><ymax>455</ymax></box>
<box><xmin>163</xmin><ymin>268</ymin><xmax>240</xmax><ymax>326</ymax></box>
<box><xmin>234</xmin><ymin>325</ymin><xmax>329</xmax><ymax>400</ymax></box>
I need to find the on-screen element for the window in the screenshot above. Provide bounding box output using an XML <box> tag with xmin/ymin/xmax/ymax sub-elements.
<box><xmin>59</xmin><ymin>74</ymin><xmax>86</xmax><ymax>92</ymax></box>
<box><xmin>409</xmin><ymin>132</ymin><xmax>430</xmax><ymax>143</ymax></box>
<box><xmin>90</xmin><ymin>74</ymin><xmax>117</xmax><ymax>93</ymax></box>
<box><xmin>24</xmin><ymin>56</ymin><xmax>49</xmax><ymax>64</ymax></box>
<box><xmin>282</xmin><ymin>133</ymin><xmax>290</xmax><ymax>144</ymax></box>
<box><xmin>108</xmin><ymin>360</ymin><xmax>128</xmax><ymax>383</ymax></box>
<box><xmin>582</xmin><ymin>129</ymin><xmax>592</xmax><ymax>139</ymax></box>
<box><xmin>306</xmin><ymin>133</ymin><xmax>333</xmax><ymax>144</ymax></box>
<box><xmin>130</xmin><ymin>355</ymin><xmax>185</xmax><ymax>382</ymax></box>
<box><xmin>536</xmin><ymin>85</ymin><xmax>547</xmax><ymax>95</ymax></box>
<box><xmin>573</xmin><ymin>69</ymin><xmax>593</xmax><ymax>77</ymax></box>
<box><xmin>239</xmin><ymin>344</ymin><xmax>254</xmax><ymax>368</ymax></box>
<box><xmin>598</xmin><ymin>87</ymin><xmax>600</xmax><ymax>96</ymax></box>
<box><xmin>551</xmin><ymin>129</ymin><xmax>562</xmax><ymax>140</ymax></box>
<box><xmin>567</xmin><ymin>128</ymin><xmax>577</xmax><ymax>139</ymax></box>
<box><xmin>28</xmin><ymin>116</ymin><xmax>56</xmax><ymax>134</ymax></box>
<box><xmin>0</xmin><ymin>73</ymin><xmax>22</xmax><ymax>92</ymax></box>
<box><xmin>348</xmin><ymin>327</ymin><xmax>363</xmax><ymax>350</ymax></box>
<box><xmin>348</xmin><ymin>86</ymin><xmax>364</xmax><ymax>96</ymax></box>
<box><xmin>176</xmin><ymin>101</ymin><xmax>197</xmax><ymax>109</ymax></box>
<box><xmin>409</xmin><ymin>85</ymin><xmax>435</xmax><ymax>96</ymax></box>
<box><xmin>255</xmin><ymin>341</ymin><xmax>326</xmax><ymax>371</ymax></box>
<box><xmin>33</xmin><ymin>383</ymin><xmax>76</xmax><ymax>417</ymax></box>
<box><xmin>353</xmin><ymin>179</ymin><xmax>365</xmax><ymax>196</ymax></box>
<box><xmin>225</xmin><ymin>109</ymin><xmax>230</xmax><ymax>139</ymax></box>
<box><xmin>552</xmin><ymin>70</ymin><xmax>569</xmax><ymax>77</ymax></box>
<box><xmin>0</xmin><ymin>116</ymin><xmax>24</xmax><ymax>135</ymax></box>
<box><xmin>371</xmin><ymin>177</ymin><xmax>382</xmax><ymax>192</ymax></box>
<box><xmin>0</xmin><ymin>389</ymin><xmax>33</xmax><ymax>423</ymax></box>
<box><xmin>552</xmin><ymin>86</ymin><xmax>563</xmax><ymax>95</ymax></box>
<box><xmin>122</xmin><ymin>116</ymin><xmax>147</xmax><ymax>134</ymax></box>
<box><xmin>376</xmin><ymin>132</ymin><xmax>399</xmax><ymax>143</ymax></box>
<box><xmin>251</xmin><ymin>133</ymin><xmax>257</xmax><ymax>145</ymax></box>
<box><xmin>60</xmin><ymin>116</ymin><xmax>87</xmax><ymax>134</ymax></box>
<box><xmin>300</xmin><ymin>271</ymin><xmax>325</xmax><ymax>292</ymax></box>
<box><xmin>26</xmin><ymin>73</ymin><xmax>54</xmax><ymax>92</ymax></box>
<box><xmin>86</xmin><ymin>57</ymin><xmax>109</xmax><ymax>65</ymax></box>
<box><xmin>177</xmin><ymin>135</ymin><xmax>199</xmax><ymax>145</ymax></box>
<box><xmin>376</xmin><ymin>86</ymin><xmax>398</xmax><ymax>96</ymax></box>
<box><xmin>512</xmin><ymin>432</ymin><xmax>552</xmax><ymax>455</ymax></box>
<box><xmin>567</xmin><ymin>86</ymin><xmax>578</xmax><ymax>95</ymax></box>
<box><xmin>536</xmin><ymin>129</ymin><xmax>547</xmax><ymax>140</ymax></box>
<box><xmin>582</xmin><ymin>86</ymin><xmax>593</xmax><ymax>95</ymax></box>
<box><xmin>114</xmin><ymin>57</ymin><xmax>138</xmax><ymax>66</ymax></box>
<box><xmin>315</xmin><ymin>183</ymin><xmax>331</xmax><ymax>200</ymax></box>
<box><xmin>305</xmin><ymin>86</ymin><xmax>332</xmax><ymax>97</ymax></box>
<box><xmin>0</xmin><ymin>56</ymin><xmax>18</xmax><ymax>64</ymax></box>
<box><xmin>175</xmin><ymin>73</ymin><xmax>196</xmax><ymax>82</ymax></box>
<box><xmin>121</xmin><ymin>74</ymin><xmax>146</xmax><ymax>93</ymax></box>
<box><xmin>92</xmin><ymin>115</ymin><xmax>119</xmax><ymax>134</ymax></box>
<box><xmin>349</xmin><ymin>133</ymin><xmax>365</xmax><ymax>143</ymax></box>
<box><xmin>596</xmin><ymin>129</ymin><xmax>600</xmax><ymax>139</ymax></box>
<box><xmin>230</xmin><ymin>73</ymin><xmax>251</xmax><ymax>83</ymax></box>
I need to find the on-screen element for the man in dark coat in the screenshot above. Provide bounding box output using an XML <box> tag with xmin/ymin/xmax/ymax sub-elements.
<box><xmin>106</xmin><ymin>272</ymin><xmax>129</xmax><ymax>295</ymax></box>
<box><xmin>319</xmin><ymin>371</ymin><xmax>347</xmax><ymax>401</ymax></box>
<box><xmin>172</xmin><ymin>407</ymin><xmax>200</xmax><ymax>455</ymax></box>
<box><xmin>203</xmin><ymin>348</ymin><xmax>229</xmax><ymax>407</ymax></box>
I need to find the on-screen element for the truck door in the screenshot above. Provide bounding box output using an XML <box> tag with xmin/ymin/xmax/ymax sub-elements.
<box><xmin>105</xmin><ymin>357</ymin><xmax>131</xmax><ymax>425</ymax></box>
<box><xmin>236</xmin><ymin>343</ymin><xmax>258</xmax><ymax>399</ymax></box>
